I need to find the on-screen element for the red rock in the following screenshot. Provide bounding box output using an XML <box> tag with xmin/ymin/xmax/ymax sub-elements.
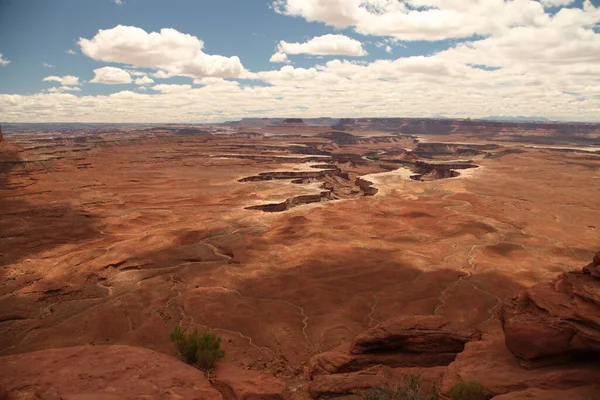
<box><xmin>351</xmin><ymin>315</ymin><xmax>481</xmax><ymax>354</ymax></box>
<box><xmin>308</xmin><ymin>365</ymin><xmax>446</xmax><ymax>399</ymax></box>
<box><xmin>490</xmin><ymin>385</ymin><xmax>600</xmax><ymax>399</ymax></box>
<box><xmin>501</xmin><ymin>259</ymin><xmax>600</xmax><ymax>362</ymax></box>
<box><xmin>0</xmin><ymin>345</ymin><xmax>222</xmax><ymax>400</ymax></box>
<box><xmin>583</xmin><ymin>251</ymin><xmax>600</xmax><ymax>278</ymax></box>
<box><xmin>308</xmin><ymin>365</ymin><xmax>395</xmax><ymax>398</ymax></box>
<box><xmin>309</xmin><ymin>342</ymin><xmax>456</xmax><ymax>377</ymax></box>
<box><xmin>212</xmin><ymin>361</ymin><xmax>291</xmax><ymax>400</ymax></box>
<box><xmin>441</xmin><ymin>336</ymin><xmax>600</xmax><ymax>397</ymax></box>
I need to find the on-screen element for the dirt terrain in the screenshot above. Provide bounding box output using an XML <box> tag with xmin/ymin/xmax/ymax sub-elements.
<box><xmin>1</xmin><ymin>119</ymin><xmax>599</xmax><ymax>390</ymax></box>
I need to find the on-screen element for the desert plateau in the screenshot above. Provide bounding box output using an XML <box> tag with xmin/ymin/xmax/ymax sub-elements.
<box><xmin>3</xmin><ymin>0</ymin><xmax>600</xmax><ymax>398</ymax></box>
<box><xmin>1</xmin><ymin>117</ymin><xmax>599</xmax><ymax>399</ymax></box>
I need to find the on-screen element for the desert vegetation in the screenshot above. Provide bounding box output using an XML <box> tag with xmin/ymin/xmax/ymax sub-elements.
<box><xmin>447</xmin><ymin>380</ymin><xmax>489</xmax><ymax>400</ymax></box>
<box><xmin>169</xmin><ymin>324</ymin><xmax>225</xmax><ymax>371</ymax></box>
<box><xmin>358</xmin><ymin>374</ymin><xmax>439</xmax><ymax>400</ymax></box>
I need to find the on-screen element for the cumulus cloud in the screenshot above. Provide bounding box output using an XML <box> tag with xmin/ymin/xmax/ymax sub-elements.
<box><xmin>43</xmin><ymin>75</ymin><xmax>81</xmax><ymax>86</ymax></box>
<box><xmin>66</xmin><ymin>49</ymin><xmax>77</xmax><ymax>55</ymax></box>
<box><xmin>135</xmin><ymin>75</ymin><xmax>154</xmax><ymax>85</ymax></box>
<box><xmin>540</xmin><ymin>0</ymin><xmax>575</xmax><ymax>6</ymax></box>
<box><xmin>79</xmin><ymin>25</ymin><xmax>245</xmax><ymax>78</ymax></box>
<box><xmin>43</xmin><ymin>63</ymin><xmax>56</xmax><ymax>68</ymax></box>
<box><xmin>90</xmin><ymin>66</ymin><xmax>132</xmax><ymax>84</ymax></box>
<box><xmin>151</xmin><ymin>84</ymin><xmax>192</xmax><ymax>93</ymax></box>
<box><xmin>47</xmin><ymin>86</ymin><xmax>81</xmax><ymax>93</ymax></box>
<box><xmin>272</xmin><ymin>0</ymin><xmax>553</xmax><ymax>41</ymax></box>
<box><xmin>270</xmin><ymin>51</ymin><xmax>290</xmax><ymax>63</ymax></box>
<box><xmin>272</xmin><ymin>34</ymin><xmax>367</xmax><ymax>63</ymax></box>
<box><xmin>2</xmin><ymin>2</ymin><xmax>600</xmax><ymax>123</ymax></box>
<box><xmin>0</xmin><ymin>53</ymin><xmax>10</xmax><ymax>66</ymax></box>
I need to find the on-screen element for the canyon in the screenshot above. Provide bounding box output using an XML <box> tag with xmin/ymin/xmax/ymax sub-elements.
<box><xmin>0</xmin><ymin>118</ymin><xmax>599</xmax><ymax>399</ymax></box>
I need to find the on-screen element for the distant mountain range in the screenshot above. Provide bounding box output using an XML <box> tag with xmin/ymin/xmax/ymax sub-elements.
<box><xmin>478</xmin><ymin>116</ymin><xmax>551</xmax><ymax>122</ymax></box>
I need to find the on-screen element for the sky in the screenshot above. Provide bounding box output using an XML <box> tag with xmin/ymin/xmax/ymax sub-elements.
<box><xmin>0</xmin><ymin>0</ymin><xmax>600</xmax><ymax>122</ymax></box>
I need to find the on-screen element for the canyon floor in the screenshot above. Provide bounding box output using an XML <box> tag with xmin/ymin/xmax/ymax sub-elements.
<box><xmin>1</xmin><ymin>123</ymin><xmax>599</xmax><ymax>386</ymax></box>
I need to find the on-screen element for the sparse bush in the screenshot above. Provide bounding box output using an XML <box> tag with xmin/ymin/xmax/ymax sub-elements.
<box><xmin>447</xmin><ymin>380</ymin><xmax>489</xmax><ymax>400</ymax></box>
<box><xmin>358</xmin><ymin>374</ymin><xmax>439</xmax><ymax>400</ymax></box>
<box><xmin>169</xmin><ymin>324</ymin><xmax>225</xmax><ymax>370</ymax></box>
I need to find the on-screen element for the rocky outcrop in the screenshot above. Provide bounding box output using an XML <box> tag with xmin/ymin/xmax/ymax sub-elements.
<box><xmin>245</xmin><ymin>193</ymin><xmax>330</xmax><ymax>212</ymax></box>
<box><xmin>309</xmin><ymin>342</ymin><xmax>455</xmax><ymax>377</ymax></box>
<box><xmin>490</xmin><ymin>385</ymin><xmax>600</xmax><ymax>400</ymax></box>
<box><xmin>309</xmin><ymin>316</ymin><xmax>481</xmax><ymax>378</ymax></box>
<box><xmin>308</xmin><ymin>365</ymin><xmax>446</xmax><ymax>399</ymax></box>
<box><xmin>279</xmin><ymin>118</ymin><xmax>307</xmax><ymax>128</ymax></box>
<box><xmin>354</xmin><ymin>177</ymin><xmax>378</xmax><ymax>196</ymax></box>
<box><xmin>351</xmin><ymin>315</ymin><xmax>482</xmax><ymax>354</ymax></box>
<box><xmin>239</xmin><ymin>170</ymin><xmax>336</xmax><ymax>182</ymax></box>
<box><xmin>212</xmin><ymin>362</ymin><xmax>291</xmax><ymax>400</ymax></box>
<box><xmin>409</xmin><ymin>161</ymin><xmax>478</xmax><ymax>181</ymax></box>
<box><xmin>500</xmin><ymin>251</ymin><xmax>600</xmax><ymax>364</ymax></box>
<box><xmin>441</xmin><ymin>336</ymin><xmax>600</xmax><ymax>398</ymax></box>
<box><xmin>0</xmin><ymin>345</ymin><xmax>222</xmax><ymax>399</ymax></box>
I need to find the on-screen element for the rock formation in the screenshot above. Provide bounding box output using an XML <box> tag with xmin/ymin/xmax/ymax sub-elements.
<box><xmin>279</xmin><ymin>118</ymin><xmax>307</xmax><ymax>128</ymax></box>
<box><xmin>307</xmin><ymin>316</ymin><xmax>481</xmax><ymax>398</ymax></box>
<box><xmin>501</xmin><ymin>251</ymin><xmax>600</xmax><ymax>365</ymax></box>
<box><xmin>441</xmin><ymin>336</ymin><xmax>600</xmax><ymax>398</ymax></box>
<box><xmin>0</xmin><ymin>345</ymin><xmax>223</xmax><ymax>399</ymax></box>
<box><xmin>212</xmin><ymin>362</ymin><xmax>291</xmax><ymax>400</ymax></box>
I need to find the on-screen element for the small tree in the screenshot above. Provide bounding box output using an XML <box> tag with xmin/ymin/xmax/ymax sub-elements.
<box><xmin>170</xmin><ymin>324</ymin><xmax>225</xmax><ymax>371</ymax></box>
<box><xmin>447</xmin><ymin>380</ymin><xmax>489</xmax><ymax>400</ymax></box>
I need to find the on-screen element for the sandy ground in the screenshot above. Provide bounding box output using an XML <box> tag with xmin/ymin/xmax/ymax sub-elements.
<box><xmin>0</xmin><ymin>131</ymin><xmax>599</xmax><ymax>378</ymax></box>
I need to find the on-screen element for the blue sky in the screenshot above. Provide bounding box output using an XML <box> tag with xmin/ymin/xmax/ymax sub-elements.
<box><xmin>1</xmin><ymin>0</ymin><xmax>599</xmax><ymax>122</ymax></box>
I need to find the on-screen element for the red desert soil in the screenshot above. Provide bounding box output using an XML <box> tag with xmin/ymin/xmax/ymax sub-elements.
<box><xmin>0</xmin><ymin>125</ymin><xmax>599</xmax><ymax>385</ymax></box>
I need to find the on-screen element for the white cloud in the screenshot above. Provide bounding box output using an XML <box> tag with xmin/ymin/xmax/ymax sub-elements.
<box><xmin>0</xmin><ymin>53</ymin><xmax>10</xmax><ymax>66</ymax></box>
<box><xmin>66</xmin><ymin>49</ymin><xmax>77</xmax><ymax>55</ymax></box>
<box><xmin>43</xmin><ymin>63</ymin><xmax>56</xmax><ymax>68</ymax></box>
<box><xmin>275</xmin><ymin>34</ymin><xmax>367</xmax><ymax>58</ymax></box>
<box><xmin>3</xmin><ymin>2</ymin><xmax>600</xmax><ymax>123</ymax></box>
<box><xmin>90</xmin><ymin>66</ymin><xmax>132</xmax><ymax>84</ymax></box>
<box><xmin>151</xmin><ymin>84</ymin><xmax>192</xmax><ymax>93</ymax></box>
<box><xmin>540</xmin><ymin>0</ymin><xmax>575</xmax><ymax>6</ymax></box>
<box><xmin>272</xmin><ymin>0</ymin><xmax>553</xmax><ymax>41</ymax></box>
<box><xmin>270</xmin><ymin>51</ymin><xmax>290</xmax><ymax>63</ymax></box>
<box><xmin>47</xmin><ymin>86</ymin><xmax>81</xmax><ymax>93</ymax></box>
<box><xmin>79</xmin><ymin>25</ymin><xmax>245</xmax><ymax>78</ymax></box>
<box><xmin>385</xmin><ymin>46</ymin><xmax>392</xmax><ymax>54</ymax></box>
<box><xmin>135</xmin><ymin>75</ymin><xmax>154</xmax><ymax>85</ymax></box>
<box><xmin>43</xmin><ymin>75</ymin><xmax>81</xmax><ymax>86</ymax></box>
<box><xmin>113</xmin><ymin>0</ymin><xmax>123</xmax><ymax>4</ymax></box>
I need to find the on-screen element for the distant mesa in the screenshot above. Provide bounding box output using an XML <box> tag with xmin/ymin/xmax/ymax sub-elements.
<box><xmin>279</xmin><ymin>118</ymin><xmax>307</xmax><ymax>128</ymax></box>
<box><xmin>318</xmin><ymin>131</ymin><xmax>359</xmax><ymax>145</ymax></box>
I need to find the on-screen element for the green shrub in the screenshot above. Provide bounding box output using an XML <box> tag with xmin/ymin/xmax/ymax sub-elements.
<box><xmin>447</xmin><ymin>380</ymin><xmax>489</xmax><ymax>400</ymax></box>
<box><xmin>358</xmin><ymin>374</ymin><xmax>439</xmax><ymax>400</ymax></box>
<box><xmin>169</xmin><ymin>324</ymin><xmax>225</xmax><ymax>370</ymax></box>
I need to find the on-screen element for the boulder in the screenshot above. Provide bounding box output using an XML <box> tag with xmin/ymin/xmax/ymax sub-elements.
<box><xmin>308</xmin><ymin>366</ymin><xmax>395</xmax><ymax>398</ymax></box>
<box><xmin>501</xmin><ymin>252</ymin><xmax>600</xmax><ymax>363</ymax></box>
<box><xmin>441</xmin><ymin>335</ymin><xmax>600</xmax><ymax>397</ymax></box>
<box><xmin>308</xmin><ymin>366</ymin><xmax>446</xmax><ymax>399</ymax></box>
<box><xmin>212</xmin><ymin>361</ymin><xmax>291</xmax><ymax>400</ymax></box>
<box><xmin>351</xmin><ymin>315</ymin><xmax>481</xmax><ymax>354</ymax></box>
<box><xmin>490</xmin><ymin>385</ymin><xmax>600</xmax><ymax>399</ymax></box>
<box><xmin>0</xmin><ymin>345</ymin><xmax>222</xmax><ymax>400</ymax></box>
<box><xmin>309</xmin><ymin>316</ymin><xmax>481</xmax><ymax>378</ymax></box>
<box><xmin>309</xmin><ymin>342</ymin><xmax>456</xmax><ymax>377</ymax></box>
<box><xmin>582</xmin><ymin>251</ymin><xmax>600</xmax><ymax>278</ymax></box>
